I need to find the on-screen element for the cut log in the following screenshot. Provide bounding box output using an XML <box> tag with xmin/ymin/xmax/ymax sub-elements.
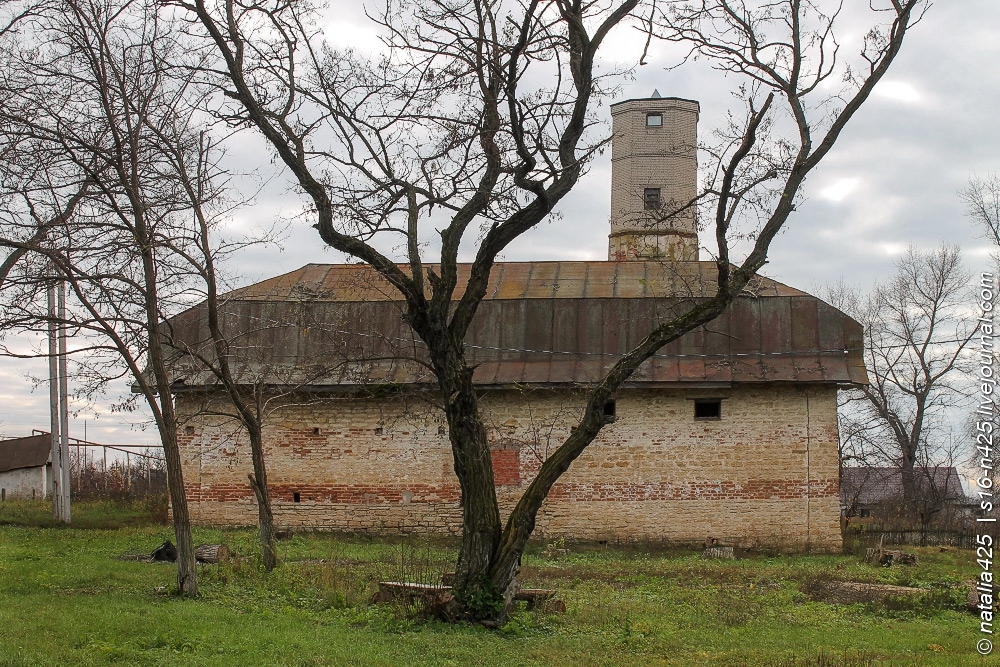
<box><xmin>879</xmin><ymin>550</ymin><xmax>918</xmax><ymax>567</ymax></box>
<box><xmin>514</xmin><ymin>588</ymin><xmax>557</xmax><ymax>610</ymax></box>
<box><xmin>372</xmin><ymin>581</ymin><xmax>451</xmax><ymax>604</ymax></box>
<box><xmin>195</xmin><ymin>544</ymin><xmax>231</xmax><ymax>564</ymax></box>
<box><xmin>702</xmin><ymin>546</ymin><xmax>735</xmax><ymax>559</ymax></box>
<box><xmin>539</xmin><ymin>598</ymin><xmax>567</xmax><ymax>613</ymax></box>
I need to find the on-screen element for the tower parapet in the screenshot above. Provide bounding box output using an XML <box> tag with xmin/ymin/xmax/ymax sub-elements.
<box><xmin>608</xmin><ymin>94</ymin><xmax>699</xmax><ymax>261</ymax></box>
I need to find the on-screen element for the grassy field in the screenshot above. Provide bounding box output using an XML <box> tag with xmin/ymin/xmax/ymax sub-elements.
<box><xmin>0</xmin><ymin>499</ymin><xmax>989</xmax><ymax>666</ymax></box>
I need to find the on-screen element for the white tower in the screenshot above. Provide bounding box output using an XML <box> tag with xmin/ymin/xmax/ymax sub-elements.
<box><xmin>608</xmin><ymin>92</ymin><xmax>699</xmax><ymax>261</ymax></box>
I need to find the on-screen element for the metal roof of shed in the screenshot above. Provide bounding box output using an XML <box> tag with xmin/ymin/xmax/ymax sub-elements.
<box><xmin>164</xmin><ymin>261</ymin><xmax>867</xmax><ymax>389</ymax></box>
<box><xmin>0</xmin><ymin>434</ymin><xmax>50</xmax><ymax>473</ymax></box>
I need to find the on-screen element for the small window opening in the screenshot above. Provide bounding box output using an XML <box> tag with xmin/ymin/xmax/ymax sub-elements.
<box><xmin>184</xmin><ymin>425</ymin><xmax>195</xmax><ymax>435</ymax></box>
<box><xmin>643</xmin><ymin>187</ymin><xmax>661</xmax><ymax>210</ymax></box>
<box><xmin>312</xmin><ymin>427</ymin><xmax>321</xmax><ymax>436</ymax></box>
<box><xmin>374</xmin><ymin>426</ymin><xmax>383</xmax><ymax>435</ymax></box>
<box><xmin>603</xmin><ymin>399</ymin><xmax>616</xmax><ymax>418</ymax></box>
<box><xmin>292</xmin><ymin>492</ymin><xmax>301</xmax><ymax>503</ymax></box>
<box><xmin>694</xmin><ymin>399</ymin><xmax>722</xmax><ymax>420</ymax></box>
<box><xmin>438</xmin><ymin>425</ymin><xmax>446</xmax><ymax>436</ymax></box>
<box><xmin>646</xmin><ymin>112</ymin><xmax>662</xmax><ymax>127</ymax></box>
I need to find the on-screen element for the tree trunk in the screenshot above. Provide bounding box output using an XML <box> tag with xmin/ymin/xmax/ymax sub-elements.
<box><xmin>435</xmin><ymin>353</ymin><xmax>506</xmax><ymax>622</ymax></box>
<box><xmin>248</xmin><ymin>469</ymin><xmax>277</xmax><ymax>572</ymax></box>
<box><xmin>901</xmin><ymin>454</ymin><xmax>917</xmax><ymax>506</ymax></box>
<box><xmin>161</xmin><ymin>428</ymin><xmax>197</xmax><ymax>596</ymax></box>
<box><xmin>245</xmin><ymin>413</ymin><xmax>277</xmax><ymax>571</ymax></box>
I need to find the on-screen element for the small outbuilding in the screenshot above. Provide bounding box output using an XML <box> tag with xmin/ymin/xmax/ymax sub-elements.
<box><xmin>0</xmin><ymin>434</ymin><xmax>52</xmax><ymax>501</ymax></box>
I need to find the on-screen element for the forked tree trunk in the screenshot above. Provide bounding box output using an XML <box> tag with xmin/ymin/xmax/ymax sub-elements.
<box><xmin>440</xmin><ymin>364</ymin><xmax>506</xmax><ymax>620</ymax></box>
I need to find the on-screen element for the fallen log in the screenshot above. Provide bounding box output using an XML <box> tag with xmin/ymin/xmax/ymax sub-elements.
<box><xmin>879</xmin><ymin>550</ymin><xmax>918</xmax><ymax>567</ymax></box>
<box><xmin>371</xmin><ymin>581</ymin><xmax>450</xmax><ymax>604</ymax></box>
<box><xmin>195</xmin><ymin>544</ymin><xmax>231</xmax><ymax>564</ymax></box>
<box><xmin>514</xmin><ymin>588</ymin><xmax>557</xmax><ymax>610</ymax></box>
<box><xmin>702</xmin><ymin>546</ymin><xmax>735</xmax><ymax>560</ymax></box>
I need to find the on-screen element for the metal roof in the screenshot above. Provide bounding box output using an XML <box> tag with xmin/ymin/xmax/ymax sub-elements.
<box><xmin>841</xmin><ymin>466</ymin><xmax>967</xmax><ymax>505</ymax></box>
<box><xmin>226</xmin><ymin>261</ymin><xmax>809</xmax><ymax>302</ymax></box>
<box><xmin>0</xmin><ymin>434</ymin><xmax>50</xmax><ymax>473</ymax></box>
<box><xmin>165</xmin><ymin>261</ymin><xmax>867</xmax><ymax>389</ymax></box>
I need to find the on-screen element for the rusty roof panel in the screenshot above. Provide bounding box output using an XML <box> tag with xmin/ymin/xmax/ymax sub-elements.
<box><xmin>524</xmin><ymin>299</ymin><xmax>554</xmax><ymax>352</ymax></box>
<box><xmin>229</xmin><ymin>261</ymin><xmax>810</xmax><ymax>303</ymax></box>
<box><xmin>759</xmin><ymin>298</ymin><xmax>792</xmax><ymax>354</ymax></box>
<box><xmin>553</xmin><ymin>262</ymin><xmax>587</xmax><ymax>299</ymax></box>
<box><xmin>790</xmin><ymin>298</ymin><xmax>819</xmax><ymax>351</ymax></box>
<box><xmin>166</xmin><ymin>261</ymin><xmax>866</xmax><ymax>389</ymax></box>
<box><xmin>496</xmin><ymin>263</ymin><xmax>532</xmax><ymax>299</ymax></box>
<box><xmin>552</xmin><ymin>300</ymin><xmax>578</xmax><ymax>353</ymax></box>
<box><xmin>525</xmin><ymin>262</ymin><xmax>560</xmax><ymax>298</ymax></box>
<box><xmin>728</xmin><ymin>299</ymin><xmax>760</xmax><ymax>353</ymax></box>
<box><xmin>677</xmin><ymin>356</ymin><xmax>706</xmax><ymax>381</ymax></box>
<box><xmin>625</xmin><ymin>299</ymin><xmax>655</xmax><ymax>350</ymax></box>
<box><xmin>613</xmin><ymin>263</ymin><xmax>647</xmax><ymax>298</ymax></box>
<box><xmin>601</xmin><ymin>300</ymin><xmax>624</xmax><ymax>357</ymax></box>
<box><xmin>648</xmin><ymin>352</ymin><xmax>669</xmax><ymax>382</ymax></box>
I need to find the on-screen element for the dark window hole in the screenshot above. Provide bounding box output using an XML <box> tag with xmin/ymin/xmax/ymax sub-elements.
<box><xmin>644</xmin><ymin>187</ymin><xmax>661</xmax><ymax>210</ymax></box>
<box><xmin>694</xmin><ymin>399</ymin><xmax>722</xmax><ymax>420</ymax></box>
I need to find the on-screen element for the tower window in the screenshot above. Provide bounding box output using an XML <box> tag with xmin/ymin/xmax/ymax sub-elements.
<box><xmin>603</xmin><ymin>399</ymin><xmax>617</xmax><ymax>419</ymax></box>
<box><xmin>646</xmin><ymin>112</ymin><xmax>662</xmax><ymax>127</ymax></box>
<box><xmin>694</xmin><ymin>399</ymin><xmax>722</xmax><ymax>420</ymax></box>
<box><xmin>643</xmin><ymin>188</ymin><xmax>661</xmax><ymax>210</ymax></box>
<box><xmin>292</xmin><ymin>492</ymin><xmax>301</xmax><ymax>503</ymax></box>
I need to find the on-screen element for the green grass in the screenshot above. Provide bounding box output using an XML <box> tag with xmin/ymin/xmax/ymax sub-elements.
<box><xmin>0</xmin><ymin>500</ymin><xmax>990</xmax><ymax>666</ymax></box>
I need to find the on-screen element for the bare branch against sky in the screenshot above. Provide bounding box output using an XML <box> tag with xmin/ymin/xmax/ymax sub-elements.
<box><xmin>1</xmin><ymin>0</ymin><xmax>997</xmax><ymax>448</ymax></box>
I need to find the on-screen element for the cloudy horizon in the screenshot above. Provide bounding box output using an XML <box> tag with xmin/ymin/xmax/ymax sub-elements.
<box><xmin>1</xmin><ymin>1</ymin><xmax>995</xmax><ymax>449</ymax></box>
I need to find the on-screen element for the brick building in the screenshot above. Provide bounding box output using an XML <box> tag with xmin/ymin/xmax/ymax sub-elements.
<box><xmin>168</xmin><ymin>94</ymin><xmax>867</xmax><ymax>552</ymax></box>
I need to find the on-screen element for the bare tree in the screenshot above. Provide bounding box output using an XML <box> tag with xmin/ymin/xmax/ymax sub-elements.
<box><xmin>0</xmin><ymin>0</ymin><xmax>235</xmax><ymax>595</ymax></box>
<box><xmin>962</xmin><ymin>174</ymin><xmax>1000</xmax><ymax>250</ymax></box>
<box><xmin>834</xmin><ymin>246</ymin><xmax>971</xmax><ymax>522</ymax></box>
<box><xmin>174</xmin><ymin>0</ymin><xmax>923</xmax><ymax>622</ymax></box>
<box><xmin>163</xmin><ymin>290</ymin><xmax>357</xmax><ymax>572</ymax></box>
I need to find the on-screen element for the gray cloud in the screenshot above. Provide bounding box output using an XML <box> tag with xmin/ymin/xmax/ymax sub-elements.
<box><xmin>2</xmin><ymin>1</ymin><xmax>995</xmax><ymax>443</ymax></box>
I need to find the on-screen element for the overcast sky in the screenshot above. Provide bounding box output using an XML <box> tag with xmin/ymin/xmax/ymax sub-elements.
<box><xmin>1</xmin><ymin>1</ymin><xmax>997</xmax><ymax>446</ymax></box>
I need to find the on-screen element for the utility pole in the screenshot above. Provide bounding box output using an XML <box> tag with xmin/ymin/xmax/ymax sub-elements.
<box><xmin>57</xmin><ymin>281</ymin><xmax>71</xmax><ymax>522</ymax></box>
<box><xmin>46</xmin><ymin>277</ymin><xmax>71</xmax><ymax>523</ymax></box>
<box><xmin>47</xmin><ymin>282</ymin><xmax>61</xmax><ymax>520</ymax></box>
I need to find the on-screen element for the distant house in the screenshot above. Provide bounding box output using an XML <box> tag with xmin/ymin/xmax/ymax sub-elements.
<box><xmin>840</xmin><ymin>466</ymin><xmax>967</xmax><ymax>522</ymax></box>
<box><xmin>0</xmin><ymin>434</ymin><xmax>52</xmax><ymax>501</ymax></box>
